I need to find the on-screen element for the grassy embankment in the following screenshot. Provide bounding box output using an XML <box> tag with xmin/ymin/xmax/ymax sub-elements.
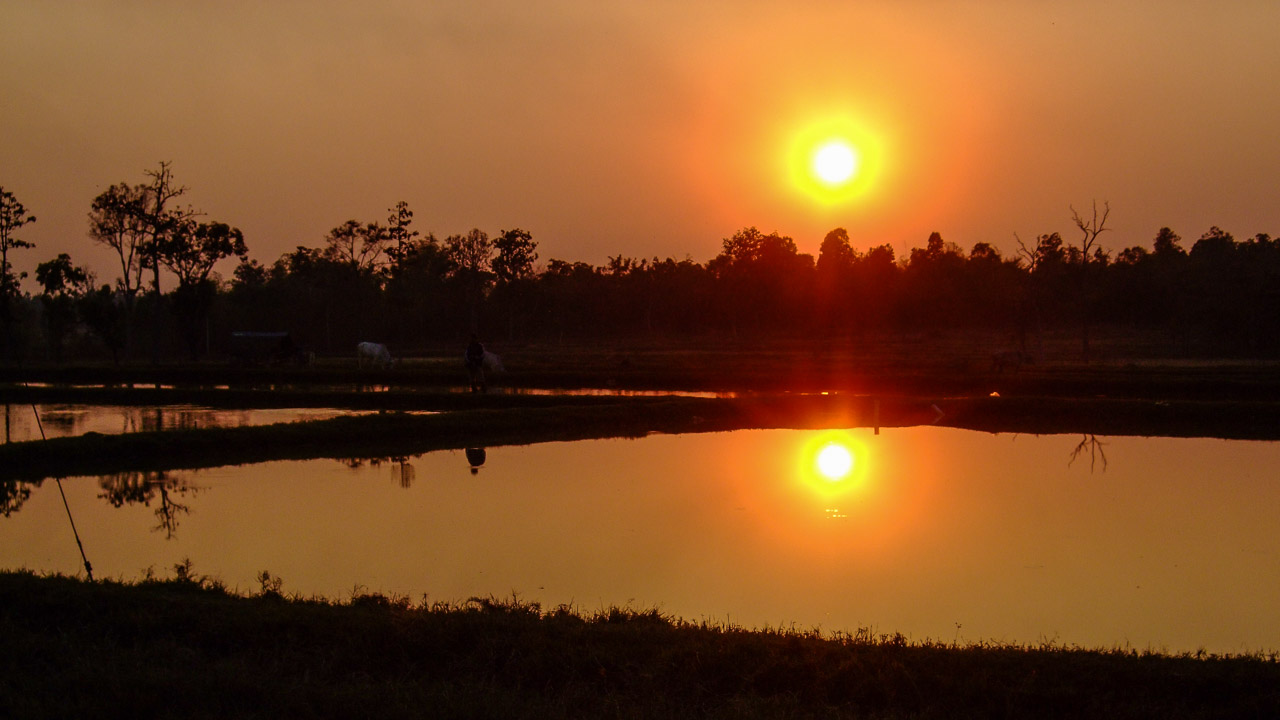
<box><xmin>3</xmin><ymin>570</ymin><xmax>1278</xmax><ymax>720</ymax></box>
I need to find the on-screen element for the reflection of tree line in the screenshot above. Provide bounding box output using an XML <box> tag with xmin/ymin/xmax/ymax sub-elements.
<box><xmin>1</xmin><ymin>443</ymin><xmax>491</xmax><ymax>531</ymax></box>
<box><xmin>98</xmin><ymin>471</ymin><xmax>198</xmax><ymax>539</ymax></box>
<box><xmin>338</xmin><ymin>447</ymin><xmax>488</xmax><ymax>486</ymax></box>
<box><xmin>340</xmin><ymin>456</ymin><xmax>417</xmax><ymax>488</ymax></box>
<box><xmin>1</xmin><ymin>470</ymin><xmax>196</xmax><ymax>539</ymax></box>
<box><xmin>4</xmin><ymin>403</ymin><xmax>257</xmax><ymax>443</ymax></box>
<box><xmin>0</xmin><ymin>467</ymin><xmax>196</xmax><ymax>538</ymax></box>
<box><xmin>1</xmin><ymin>476</ymin><xmax>36</xmax><ymax>517</ymax></box>
<box><xmin>5</xmin><ymin>435</ymin><xmax>1104</xmax><ymax>537</ymax></box>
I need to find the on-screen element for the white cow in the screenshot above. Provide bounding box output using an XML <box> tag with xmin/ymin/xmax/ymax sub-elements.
<box><xmin>482</xmin><ymin>350</ymin><xmax>504</xmax><ymax>373</ymax></box>
<box><xmin>356</xmin><ymin>342</ymin><xmax>394</xmax><ymax>370</ymax></box>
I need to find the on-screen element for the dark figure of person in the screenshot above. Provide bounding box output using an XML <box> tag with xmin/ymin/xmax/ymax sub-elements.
<box><xmin>465</xmin><ymin>335</ymin><xmax>486</xmax><ymax>393</ymax></box>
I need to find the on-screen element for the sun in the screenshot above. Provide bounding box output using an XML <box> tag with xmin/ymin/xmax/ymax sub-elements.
<box><xmin>815</xmin><ymin>442</ymin><xmax>855</xmax><ymax>481</ymax></box>
<box><xmin>786</xmin><ymin>115</ymin><xmax>883</xmax><ymax>206</ymax></box>
<box><xmin>812</xmin><ymin>140</ymin><xmax>859</xmax><ymax>186</ymax></box>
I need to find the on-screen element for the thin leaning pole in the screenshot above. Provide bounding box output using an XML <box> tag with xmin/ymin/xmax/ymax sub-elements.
<box><xmin>32</xmin><ymin>404</ymin><xmax>94</xmax><ymax>581</ymax></box>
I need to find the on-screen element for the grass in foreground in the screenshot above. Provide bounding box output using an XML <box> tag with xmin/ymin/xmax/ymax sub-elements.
<box><xmin>2</xmin><ymin>569</ymin><xmax>1278</xmax><ymax>719</ymax></box>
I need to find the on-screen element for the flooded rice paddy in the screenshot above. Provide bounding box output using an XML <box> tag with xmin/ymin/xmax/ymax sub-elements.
<box><xmin>3</xmin><ymin>426</ymin><xmax>1278</xmax><ymax>655</ymax></box>
<box><xmin>1</xmin><ymin>404</ymin><xmax>380</xmax><ymax>442</ymax></box>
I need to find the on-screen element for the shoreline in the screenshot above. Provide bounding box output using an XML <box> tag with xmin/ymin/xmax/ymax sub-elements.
<box><xmin>3</xmin><ymin>393</ymin><xmax>1280</xmax><ymax>481</ymax></box>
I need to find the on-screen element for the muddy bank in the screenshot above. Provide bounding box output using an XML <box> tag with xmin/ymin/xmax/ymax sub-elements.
<box><xmin>5</xmin><ymin>349</ymin><xmax>1280</xmax><ymax>401</ymax></box>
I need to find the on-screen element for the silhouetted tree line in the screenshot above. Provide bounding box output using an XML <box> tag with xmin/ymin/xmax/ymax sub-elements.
<box><xmin>3</xmin><ymin>170</ymin><xmax>1279</xmax><ymax>363</ymax></box>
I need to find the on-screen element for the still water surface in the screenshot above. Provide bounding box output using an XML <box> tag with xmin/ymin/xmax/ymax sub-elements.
<box><xmin>3</xmin><ymin>428</ymin><xmax>1277</xmax><ymax>654</ymax></box>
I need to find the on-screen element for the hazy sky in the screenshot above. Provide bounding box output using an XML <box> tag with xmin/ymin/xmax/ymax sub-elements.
<box><xmin>3</xmin><ymin>1</ymin><xmax>1278</xmax><ymax>287</ymax></box>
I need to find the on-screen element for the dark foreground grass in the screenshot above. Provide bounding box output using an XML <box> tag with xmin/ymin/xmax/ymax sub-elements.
<box><xmin>3</xmin><ymin>571</ymin><xmax>1278</xmax><ymax>720</ymax></box>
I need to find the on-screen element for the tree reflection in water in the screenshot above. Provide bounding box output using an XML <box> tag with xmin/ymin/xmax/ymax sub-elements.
<box><xmin>340</xmin><ymin>457</ymin><xmax>417</xmax><ymax>488</ymax></box>
<box><xmin>34</xmin><ymin>409</ymin><xmax>80</xmax><ymax>436</ymax></box>
<box><xmin>98</xmin><ymin>471</ymin><xmax>199</xmax><ymax>539</ymax></box>
<box><xmin>1068</xmin><ymin>434</ymin><xmax>1108</xmax><ymax>473</ymax></box>
<box><xmin>4</xmin><ymin>404</ymin><xmax>42</xmax><ymax>516</ymax></box>
<box><xmin>1</xmin><ymin>478</ymin><xmax>40</xmax><ymax>517</ymax></box>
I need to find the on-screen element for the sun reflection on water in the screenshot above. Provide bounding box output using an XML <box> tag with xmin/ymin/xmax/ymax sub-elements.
<box><xmin>798</xmin><ymin>431</ymin><xmax>869</xmax><ymax>501</ymax></box>
<box><xmin>8</xmin><ymin>429</ymin><xmax>1280</xmax><ymax>653</ymax></box>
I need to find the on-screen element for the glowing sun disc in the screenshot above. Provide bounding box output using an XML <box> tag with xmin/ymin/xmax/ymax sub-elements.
<box><xmin>812</xmin><ymin>141</ymin><xmax>858</xmax><ymax>185</ymax></box>
<box><xmin>816</xmin><ymin>442</ymin><xmax>854</xmax><ymax>480</ymax></box>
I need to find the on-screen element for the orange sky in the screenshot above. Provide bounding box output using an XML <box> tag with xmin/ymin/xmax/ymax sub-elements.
<box><xmin>3</xmin><ymin>1</ymin><xmax>1278</xmax><ymax>286</ymax></box>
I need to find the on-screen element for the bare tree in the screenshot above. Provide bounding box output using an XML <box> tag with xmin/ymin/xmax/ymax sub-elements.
<box><xmin>1070</xmin><ymin>201</ymin><xmax>1111</xmax><ymax>361</ymax></box>
<box><xmin>1012</xmin><ymin>232</ymin><xmax>1047</xmax><ymax>360</ymax></box>
<box><xmin>1070</xmin><ymin>201</ymin><xmax>1111</xmax><ymax>262</ymax></box>
<box><xmin>88</xmin><ymin>166</ymin><xmax>198</xmax><ymax>361</ymax></box>
<box><xmin>139</xmin><ymin>161</ymin><xmax>198</xmax><ymax>298</ymax></box>
<box><xmin>103</xmin><ymin>161</ymin><xmax>198</xmax><ymax>364</ymax></box>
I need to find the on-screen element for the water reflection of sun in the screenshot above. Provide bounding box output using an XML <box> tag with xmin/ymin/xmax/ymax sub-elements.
<box><xmin>816</xmin><ymin>442</ymin><xmax>854</xmax><ymax>480</ymax></box>
<box><xmin>799</xmin><ymin>432</ymin><xmax>868</xmax><ymax>499</ymax></box>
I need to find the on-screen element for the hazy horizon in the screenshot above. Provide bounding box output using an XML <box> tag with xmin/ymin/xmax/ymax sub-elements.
<box><xmin>3</xmin><ymin>1</ymin><xmax>1278</xmax><ymax>287</ymax></box>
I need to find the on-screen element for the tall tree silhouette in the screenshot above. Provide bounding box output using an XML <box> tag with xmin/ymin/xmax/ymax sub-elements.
<box><xmin>710</xmin><ymin>227</ymin><xmax>814</xmax><ymax>335</ymax></box>
<box><xmin>446</xmin><ymin>229</ymin><xmax>493</xmax><ymax>334</ymax></box>
<box><xmin>139</xmin><ymin>162</ymin><xmax>198</xmax><ymax>364</ymax></box>
<box><xmin>88</xmin><ymin>182</ymin><xmax>149</xmax><ymax>355</ymax></box>
<box><xmin>816</xmin><ymin>227</ymin><xmax>856</xmax><ymax>331</ymax></box>
<box><xmin>160</xmin><ymin>220</ymin><xmax>248</xmax><ymax>358</ymax></box>
<box><xmin>491</xmin><ymin>228</ymin><xmax>538</xmax><ymax>340</ymax></box>
<box><xmin>0</xmin><ymin>187</ymin><xmax>37</xmax><ymax>359</ymax></box>
<box><xmin>35</xmin><ymin>253</ymin><xmax>91</xmax><ymax>362</ymax></box>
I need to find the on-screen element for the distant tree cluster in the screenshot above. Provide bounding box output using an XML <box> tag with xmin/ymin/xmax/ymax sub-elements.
<box><xmin>2</xmin><ymin>169</ymin><xmax>1279</xmax><ymax>363</ymax></box>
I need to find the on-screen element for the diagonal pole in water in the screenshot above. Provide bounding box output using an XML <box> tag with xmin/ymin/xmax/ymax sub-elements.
<box><xmin>32</xmin><ymin>404</ymin><xmax>94</xmax><ymax>582</ymax></box>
